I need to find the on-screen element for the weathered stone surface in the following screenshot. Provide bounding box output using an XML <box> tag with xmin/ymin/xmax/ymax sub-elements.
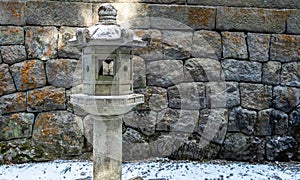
<box><xmin>220</xmin><ymin>133</ymin><xmax>265</xmax><ymax>161</ymax></box>
<box><xmin>123</xmin><ymin>142</ymin><xmax>150</xmax><ymax>161</ymax></box>
<box><xmin>222</xmin><ymin>32</ymin><xmax>248</xmax><ymax>59</ymax></box>
<box><xmin>266</xmin><ymin>136</ymin><xmax>298</xmax><ymax>161</ymax></box>
<box><xmin>262</xmin><ymin>61</ymin><xmax>281</xmax><ymax>85</ymax></box>
<box><xmin>240</xmin><ymin>83</ymin><xmax>272</xmax><ymax>110</ymax></box>
<box><xmin>157</xmin><ymin>108</ymin><xmax>199</xmax><ymax>133</ymax></box>
<box><xmin>33</xmin><ymin>111</ymin><xmax>85</xmax><ymax>156</ymax></box>
<box><xmin>26</xmin><ymin>1</ymin><xmax>93</xmax><ymax>26</ymax></box>
<box><xmin>197</xmin><ymin>109</ymin><xmax>228</xmax><ymax>144</ymax></box>
<box><xmin>123</xmin><ymin>110</ymin><xmax>157</xmax><ymax>136</ymax></box>
<box><xmin>109</xmin><ymin>3</ymin><xmax>149</xmax><ymax>29</ymax></box>
<box><xmin>270</xmin><ymin>34</ymin><xmax>300</xmax><ymax>62</ymax></box>
<box><xmin>206</xmin><ymin>82</ymin><xmax>240</xmax><ymax>108</ymax></box>
<box><xmin>281</xmin><ymin>62</ymin><xmax>300</xmax><ymax>87</ymax></box>
<box><xmin>25</xmin><ymin>26</ymin><xmax>58</xmax><ymax>60</ymax></box>
<box><xmin>46</xmin><ymin>59</ymin><xmax>79</xmax><ymax>88</ymax></box>
<box><xmin>161</xmin><ymin>30</ymin><xmax>193</xmax><ymax>57</ymax></box>
<box><xmin>0</xmin><ymin>113</ymin><xmax>34</xmax><ymax>141</ymax></box>
<box><xmin>0</xmin><ymin>138</ymin><xmax>49</xmax><ymax>164</ymax></box>
<box><xmin>10</xmin><ymin>60</ymin><xmax>47</xmax><ymax>91</ymax></box>
<box><xmin>191</xmin><ymin>30</ymin><xmax>221</xmax><ymax>59</ymax></box>
<box><xmin>168</xmin><ymin>82</ymin><xmax>205</xmax><ymax>110</ymax></box>
<box><xmin>287</xmin><ymin>10</ymin><xmax>300</xmax><ymax>34</ymax></box>
<box><xmin>0</xmin><ymin>26</ymin><xmax>24</xmax><ymax>45</ymax></box>
<box><xmin>82</xmin><ymin>115</ymin><xmax>94</xmax><ymax>145</ymax></box>
<box><xmin>256</xmin><ymin>109</ymin><xmax>288</xmax><ymax>136</ymax></box>
<box><xmin>1</xmin><ymin>45</ymin><xmax>27</xmax><ymax>65</ymax></box>
<box><xmin>0</xmin><ymin>92</ymin><xmax>26</xmax><ymax>115</ymax></box>
<box><xmin>184</xmin><ymin>58</ymin><xmax>222</xmax><ymax>82</ymax></box>
<box><xmin>149</xmin><ymin>5</ymin><xmax>216</xmax><ymax>30</ymax></box>
<box><xmin>148</xmin><ymin>87</ymin><xmax>168</xmax><ymax>112</ymax></box>
<box><xmin>123</xmin><ymin>128</ymin><xmax>146</xmax><ymax>143</ymax></box>
<box><xmin>273</xmin><ymin>86</ymin><xmax>300</xmax><ymax>112</ymax></box>
<box><xmin>0</xmin><ymin>64</ymin><xmax>16</xmax><ymax>96</ymax></box>
<box><xmin>247</xmin><ymin>33</ymin><xmax>270</xmax><ymax>62</ymax></box>
<box><xmin>290</xmin><ymin>106</ymin><xmax>300</xmax><ymax>142</ymax></box>
<box><xmin>170</xmin><ymin>138</ymin><xmax>220</xmax><ymax>161</ymax></box>
<box><xmin>0</xmin><ymin>1</ymin><xmax>25</xmax><ymax>25</ymax></box>
<box><xmin>133</xmin><ymin>56</ymin><xmax>146</xmax><ymax>89</ymax></box>
<box><xmin>217</xmin><ymin>7</ymin><xmax>286</xmax><ymax>33</ymax></box>
<box><xmin>228</xmin><ymin>107</ymin><xmax>256</xmax><ymax>135</ymax></box>
<box><xmin>27</xmin><ymin>86</ymin><xmax>66</xmax><ymax>112</ymax></box>
<box><xmin>146</xmin><ymin>60</ymin><xmax>184</xmax><ymax>87</ymax></box>
<box><xmin>222</xmin><ymin>59</ymin><xmax>262</xmax><ymax>82</ymax></box>
<box><xmin>133</xmin><ymin>29</ymin><xmax>163</xmax><ymax>61</ymax></box>
<box><xmin>58</xmin><ymin>27</ymin><xmax>80</xmax><ymax>59</ymax></box>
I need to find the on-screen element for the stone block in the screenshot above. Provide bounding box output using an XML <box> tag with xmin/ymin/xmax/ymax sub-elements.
<box><xmin>222</xmin><ymin>59</ymin><xmax>262</xmax><ymax>82</ymax></box>
<box><xmin>0</xmin><ymin>138</ymin><xmax>48</xmax><ymax>164</ymax></box>
<box><xmin>0</xmin><ymin>113</ymin><xmax>34</xmax><ymax>141</ymax></box>
<box><xmin>240</xmin><ymin>83</ymin><xmax>272</xmax><ymax>110</ymax></box>
<box><xmin>0</xmin><ymin>92</ymin><xmax>26</xmax><ymax>115</ymax></box>
<box><xmin>197</xmin><ymin>108</ymin><xmax>228</xmax><ymax>144</ymax></box>
<box><xmin>270</xmin><ymin>34</ymin><xmax>300</xmax><ymax>62</ymax></box>
<box><xmin>171</xmin><ymin>138</ymin><xmax>220</xmax><ymax>161</ymax></box>
<box><xmin>191</xmin><ymin>30</ymin><xmax>221</xmax><ymax>60</ymax></box>
<box><xmin>161</xmin><ymin>30</ymin><xmax>193</xmax><ymax>55</ymax></box>
<box><xmin>290</xmin><ymin>106</ymin><xmax>300</xmax><ymax>140</ymax></box>
<box><xmin>133</xmin><ymin>56</ymin><xmax>146</xmax><ymax>89</ymax></box>
<box><xmin>262</xmin><ymin>61</ymin><xmax>281</xmax><ymax>85</ymax></box>
<box><xmin>206</xmin><ymin>82</ymin><xmax>240</xmax><ymax>108</ymax></box>
<box><xmin>281</xmin><ymin>62</ymin><xmax>300</xmax><ymax>87</ymax></box>
<box><xmin>148</xmin><ymin>87</ymin><xmax>168</xmax><ymax>112</ymax></box>
<box><xmin>1</xmin><ymin>45</ymin><xmax>27</xmax><ymax>65</ymax></box>
<box><xmin>217</xmin><ymin>7</ymin><xmax>286</xmax><ymax>33</ymax></box>
<box><xmin>25</xmin><ymin>26</ymin><xmax>58</xmax><ymax>60</ymax></box>
<box><xmin>247</xmin><ymin>33</ymin><xmax>270</xmax><ymax>62</ymax></box>
<box><xmin>123</xmin><ymin>110</ymin><xmax>157</xmax><ymax>136</ymax></box>
<box><xmin>133</xmin><ymin>29</ymin><xmax>163</xmax><ymax>61</ymax></box>
<box><xmin>58</xmin><ymin>27</ymin><xmax>80</xmax><ymax>59</ymax></box>
<box><xmin>123</xmin><ymin>142</ymin><xmax>150</xmax><ymax>161</ymax></box>
<box><xmin>184</xmin><ymin>58</ymin><xmax>222</xmax><ymax>82</ymax></box>
<box><xmin>273</xmin><ymin>86</ymin><xmax>300</xmax><ymax>113</ymax></box>
<box><xmin>0</xmin><ymin>26</ymin><xmax>24</xmax><ymax>45</ymax></box>
<box><xmin>266</xmin><ymin>136</ymin><xmax>298</xmax><ymax>161</ymax></box>
<box><xmin>10</xmin><ymin>60</ymin><xmax>46</xmax><ymax>91</ymax></box>
<box><xmin>157</xmin><ymin>108</ymin><xmax>199</xmax><ymax>133</ymax></box>
<box><xmin>33</xmin><ymin>111</ymin><xmax>85</xmax><ymax>156</ymax></box>
<box><xmin>168</xmin><ymin>82</ymin><xmax>205</xmax><ymax>110</ymax></box>
<box><xmin>0</xmin><ymin>64</ymin><xmax>16</xmax><ymax>96</ymax></box>
<box><xmin>256</xmin><ymin>109</ymin><xmax>288</xmax><ymax>136</ymax></box>
<box><xmin>27</xmin><ymin>86</ymin><xmax>66</xmax><ymax>112</ymax></box>
<box><xmin>46</xmin><ymin>59</ymin><xmax>79</xmax><ymax>88</ymax></box>
<box><xmin>0</xmin><ymin>1</ymin><xmax>25</xmax><ymax>25</ymax></box>
<box><xmin>148</xmin><ymin>5</ymin><xmax>216</xmax><ymax>30</ymax></box>
<box><xmin>219</xmin><ymin>133</ymin><xmax>265</xmax><ymax>162</ymax></box>
<box><xmin>146</xmin><ymin>60</ymin><xmax>184</xmax><ymax>87</ymax></box>
<box><xmin>26</xmin><ymin>1</ymin><xmax>93</xmax><ymax>26</ymax></box>
<box><xmin>109</xmin><ymin>3</ymin><xmax>150</xmax><ymax>29</ymax></box>
<box><xmin>287</xmin><ymin>10</ymin><xmax>300</xmax><ymax>34</ymax></box>
<box><xmin>222</xmin><ymin>32</ymin><xmax>248</xmax><ymax>59</ymax></box>
<box><xmin>228</xmin><ymin>107</ymin><xmax>256</xmax><ymax>135</ymax></box>
<box><xmin>187</xmin><ymin>0</ymin><xmax>300</xmax><ymax>9</ymax></box>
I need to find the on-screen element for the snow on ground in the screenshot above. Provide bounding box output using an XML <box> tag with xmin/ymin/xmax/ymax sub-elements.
<box><xmin>0</xmin><ymin>159</ymin><xmax>300</xmax><ymax>180</ymax></box>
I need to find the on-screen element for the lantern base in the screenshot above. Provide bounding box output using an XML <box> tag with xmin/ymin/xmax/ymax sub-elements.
<box><xmin>71</xmin><ymin>93</ymin><xmax>144</xmax><ymax>116</ymax></box>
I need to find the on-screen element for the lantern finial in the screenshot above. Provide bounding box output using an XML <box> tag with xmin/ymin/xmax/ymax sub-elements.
<box><xmin>98</xmin><ymin>3</ymin><xmax>117</xmax><ymax>25</ymax></box>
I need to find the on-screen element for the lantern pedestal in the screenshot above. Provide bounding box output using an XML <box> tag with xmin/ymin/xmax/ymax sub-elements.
<box><xmin>93</xmin><ymin>115</ymin><xmax>122</xmax><ymax>180</ymax></box>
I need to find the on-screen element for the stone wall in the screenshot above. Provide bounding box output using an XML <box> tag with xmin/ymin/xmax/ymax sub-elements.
<box><xmin>0</xmin><ymin>0</ymin><xmax>300</xmax><ymax>164</ymax></box>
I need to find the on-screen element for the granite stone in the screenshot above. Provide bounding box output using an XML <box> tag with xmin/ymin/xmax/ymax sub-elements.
<box><xmin>0</xmin><ymin>64</ymin><xmax>16</xmax><ymax>96</ymax></box>
<box><xmin>222</xmin><ymin>32</ymin><xmax>248</xmax><ymax>59</ymax></box>
<box><xmin>271</xmin><ymin>34</ymin><xmax>300</xmax><ymax>62</ymax></box>
<box><xmin>0</xmin><ymin>26</ymin><xmax>24</xmax><ymax>45</ymax></box>
<box><xmin>1</xmin><ymin>45</ymin><xmax>27</xmax><ymax>65</ymax></box>
<box><xmin>247</xmin><ymin>33</ymin><xmax>270</xmax><ymax>62</ymax></box>
<box><xmin>0</xmin><ymin>92</ymin><xmax>26</xmax><ymax>115</ymax></box>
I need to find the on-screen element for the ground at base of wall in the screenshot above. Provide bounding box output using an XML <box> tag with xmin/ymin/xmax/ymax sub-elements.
<box><xmin>0</xmin><ymin>159</ymin><xmax>299</xmax><ymax>180</ymax></box>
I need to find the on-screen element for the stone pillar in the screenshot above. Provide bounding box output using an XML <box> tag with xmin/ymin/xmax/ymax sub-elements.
<box><xmin>93</xmin><ymin>115</ymin><xmax>122</xmax><ymax>180</ymax></box>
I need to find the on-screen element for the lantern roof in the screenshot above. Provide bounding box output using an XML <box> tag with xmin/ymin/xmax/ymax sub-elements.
<box><xmin>68</xmin><ymin>3</ymin><xmax>147</xmax><ymax>47</ymax></box>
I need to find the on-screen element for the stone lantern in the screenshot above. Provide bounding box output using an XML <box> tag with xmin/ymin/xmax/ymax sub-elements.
<box><xmin>69</xmin><ymin>3</ymin><xmax>146</xmax><ymax>180</ymax></box>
